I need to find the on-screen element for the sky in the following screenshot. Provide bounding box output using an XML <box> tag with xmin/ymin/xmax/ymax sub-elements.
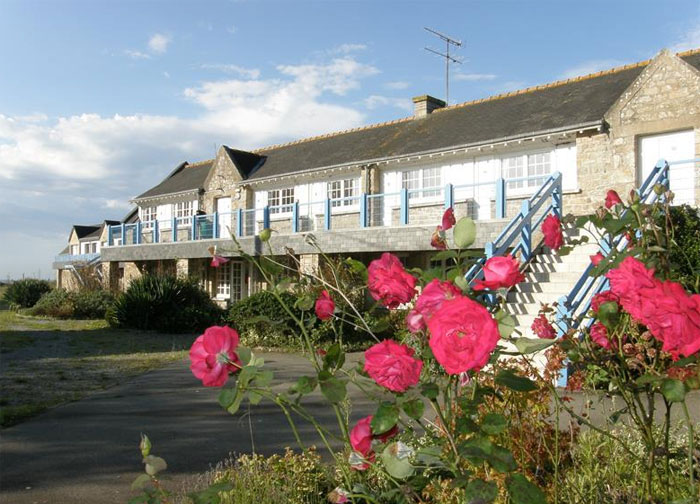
<box><xmin>1</xmin><ymin>0</ymin><xmax>699</xmax><ymax>280</ymax></box>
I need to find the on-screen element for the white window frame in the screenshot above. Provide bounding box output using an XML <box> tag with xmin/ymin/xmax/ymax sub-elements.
<box><xmin>402</xmin><ymin>167</ymin><xmax>442</xmax><ymax>201</ymax></box>
<box><xmin>268</xmin><ymin>188</ymin><xmax>295</xmax><ymax>215</ymax></box>
<box><xmin>173</xmin><ymin>201</ymin><xmax>194</xmax><ymax>226</ymax></box>
<box><xmin>502</xmin><ymin>150</ymin><xmax>553</xmax><ymax>193</ymax></box>
<box><xmin>216</xmin><ymin>261</ymin><xmax>231</xmax><ymax>299</ymax></box>
<box><xmin>70</xmin><ymin>244</ymin><xmax>79</xmax><ymax>255</ymax></box>
<box><xmin>140</xmin><ymin>206</ymin><xmax>157</xmax><ymax>229</ymax></box>
<box><xmin>215</xmin><ymin>260</ymin><xmax>245</xmax><ymax>302</ymax></box>
<box><xmin>328</xmin><ymin>178</ymin><xmax>359</xmax><ymax>208</ymax></box>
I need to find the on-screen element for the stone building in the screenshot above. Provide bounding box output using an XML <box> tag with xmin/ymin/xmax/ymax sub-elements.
<box><xmin>56</xmin><ymin>48</ymin><xmax>700</xmax><ymax>306</ymax></box>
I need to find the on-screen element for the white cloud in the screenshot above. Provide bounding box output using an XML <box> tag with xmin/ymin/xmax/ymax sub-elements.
<box><xmin>163</xmin><ymin>71</ymin><xmax>171</xmax><ymax>79</ymax></box>
<box><xmin>559</xmin><ymin>59</ymin><xmax>626</xmax><ymax>79</ymax></box>
<box><xmin>453</xmin><ymin>72</ymin><xmax>497</xmax><ymax>82</ymax></box>
<box><xmin>125</xmin><ymin>49</ymin><xmax>151</xmax><ymax>60</ymax></box>
<box><xmin>200</xmin><ymin>63</ymin><xmax>261</xmax><ymax>79</ymax></box>
<box><xmin>0</xmin><ymin>56</ymin><xmax>379</xmax><ymax>277</ymax></box>
<box><xmin>148</xmin><ymin>33</ymin><xmax>171</xmax><ymax>54</ymax></box>
<box><xmin>671</xmin><ymin>20</ymin><xmax>700</xmax><ymax>52</ymax></box>
<box><xmin>364</xmin><ymin>95</ymin><xmax>412</xmax><ymax>112</ymax></box>
<box><xmin>226</xmin><ymin>25</ymin><xmax>237</xmax><ymax>34</ymax></box>
<box><xmin>384</xmin><ymin>81</ymin><xmax>410</xmax><ymax>90</ymax></box>
<box><xmin>330</xmin><ymin>43</ymin><xmax>367</xmax><ymax>55</ymax></box>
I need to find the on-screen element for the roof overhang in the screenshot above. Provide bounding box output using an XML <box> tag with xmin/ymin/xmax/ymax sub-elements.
<box><xmin>130</xmin><ymin>188</ymin><xmax>203</xmax><ymax>205</ymax></box>
<box><xmin>245</xmin><ymin>121</ymin><xmax>603</xmax><ymax>186</ymax></box>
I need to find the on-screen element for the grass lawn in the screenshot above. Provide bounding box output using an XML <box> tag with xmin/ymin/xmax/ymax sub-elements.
<box><xmin>0</xmin><ymin>309</ymin><xmax>197</xmax><ymax>428</ymax></box>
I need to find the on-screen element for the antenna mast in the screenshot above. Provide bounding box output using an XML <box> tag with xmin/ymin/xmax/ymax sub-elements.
<box><xmin>424</xmin><ymin>27</ymin><xmax>462</xmax><ymax>105</ymax></box>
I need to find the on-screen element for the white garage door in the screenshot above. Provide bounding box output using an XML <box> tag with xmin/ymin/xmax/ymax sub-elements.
<box><xmin>639</xmin><ymin>130</ymin><xmax>695</xmax><ymax>205</ymax></box>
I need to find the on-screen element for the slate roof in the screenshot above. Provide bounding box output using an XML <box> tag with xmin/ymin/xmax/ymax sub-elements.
<box><xmin>74</xmin><ymin>220</ymin><xmax>121</xmax><ymax>241</ymax></box>
<box><xmin>135</xmin><ymin>161</ymin><xmax>213</xmax><ymax>200</ymax></box>
<box><xmin>247</xmin><ymin>50</ymin><xmax>700</xmax><ymax>181</ymax></box>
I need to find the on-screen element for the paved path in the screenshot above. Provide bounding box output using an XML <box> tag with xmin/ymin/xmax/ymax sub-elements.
<box><xmin>0</xmin><ymin>352</ymin><xmax>372</xmax><ymax>504</ymax></box>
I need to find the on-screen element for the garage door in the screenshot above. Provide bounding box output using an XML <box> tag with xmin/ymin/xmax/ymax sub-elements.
<box><xmin>639</xmin><ymin>130</ymin><xmax>695</xmax><ymax>205</ymax></box>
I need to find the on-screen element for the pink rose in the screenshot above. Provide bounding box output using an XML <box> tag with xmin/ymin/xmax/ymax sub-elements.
<box><xmin>189</xmin><ymin>326</ymin><xmax>241</xmax><ymax>387</ymax></box>
<box><xmin>591</xmin><ymin>290</ymin><xmax>619</xmax><ymax>313</ymax></box>
<box><xmin>368</xmin><ymin>253</ymin><xmax>416</xmax><ymax>309</ymax></box>
<box><xmin>427</xmin><ymin>295</ymin><xmax>500</xmax><ymax>375</ymax></box>
<box><xmin>364</xmin><ymin>340</ymin><xmax>423</xmax><ymax>392</ymax></box>
<box><xmin>590</xmin><ymin>322</ymin><xmax>612</xmax><ymax>350</ymax></box>
<box><xmin>407</xmin><ymin>279</ymin><xmax>462</xmax><ymax>333</ymax></box>
<box><xmin>641</xmin><ymin>280</ymin><xmax>700</xmax><ymax>359</ymax></box>
<box><xmin>606</xmin><ymin>257</ymin><xmax>657</xmax><ymax>321</ymax></box>
<box><xmin>315</xmin><ymin>290</ymin><xmax>335</xmax><ymax>320</ymax></box>
<box><xmin>531</xmin><ymin>313</ymin><xmax>556</xmax><ymax>339</ymax></box>
<box><xmin>441</xmin><ymin>207</ymin><xmax>456</xmax><ymax>231</ymax></box>
<box><xmin>349</xmin><ymin>415</ymin><xmax>398</xmax><ymax>470</ymax></box>
<box><xmin>431</xmin><ymin>226</ymin><xmax>447</xmax><ymax>250</ymax></box>
<box><xmin>605</xmin><ymin>190</ymin><xmax>622</xmax><ymax>209</ymax></box>
<box><xmin>590</xmin><ymin>252</ymin><xmax>604</xmax><ymax>266</ymax></box>
<box><xmin>211</xmin><ymin>255</ymin><xmax>230</xmax><ymax>268</ymax></box>
<box><xmin>542</xmin><ymin>214</ymin><xmax>564</xmax><ymax>250</ymax></box>
<box><xmin>472</xmin><ymin>255</ymin><xmax>525</xmax><ymax>291</ymax></box>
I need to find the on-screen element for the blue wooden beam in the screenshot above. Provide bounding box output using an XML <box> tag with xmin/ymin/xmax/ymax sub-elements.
<box><xmin>444</xmin><ymin>183</ymin><xmax>454</xmax><ymax>209</ymax></box>
<box><xmin>400</xmin><ymin>188</ymin><xmax>409</xmax><ymax>225</ymax></box>
<box><xmin>324</xmin><ymin>199</ymin><xmax>331</xmax><ymax>230</ymax></box>
<box><xmin>495</xmin><ymin>178</ymin><xmax>506</xmax><ymax>219</ymax></box>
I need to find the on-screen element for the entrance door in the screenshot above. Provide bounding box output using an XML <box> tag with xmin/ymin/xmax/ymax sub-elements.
<box><xmin>639</xmin><ymin>130</ymin><xmax>695</xmax><ymax>205</ymax></box>
<box><xmin>216</xmin><ymin>197</ymin><xmax>232</xmax><ymax>239</ymax></box>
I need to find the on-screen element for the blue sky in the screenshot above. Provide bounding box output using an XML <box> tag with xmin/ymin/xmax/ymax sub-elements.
<box><xmin>1</xmin><ymin>0</ymin><xmax>699</xmax><ymax>279</ymax></box>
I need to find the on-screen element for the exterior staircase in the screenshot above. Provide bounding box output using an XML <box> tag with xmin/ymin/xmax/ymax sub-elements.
<box><xmin>505</xmin><ymin>229</ymin><xmax>599</xmax><ymax>338</ymax></box>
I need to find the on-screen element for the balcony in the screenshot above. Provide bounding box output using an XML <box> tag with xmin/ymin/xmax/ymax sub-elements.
<box><xmin>54</xmin><ymin>253</ymin><xmax>101</xmax><ymax>267</ymax></box>
<box><xmin>105</xmin><ymin>176</ymin><xmax>553</xmax><ymax>248</ymax></box>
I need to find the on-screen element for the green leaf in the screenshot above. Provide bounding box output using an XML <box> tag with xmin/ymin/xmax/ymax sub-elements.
<box><xmin>255</xmin><ymin>369</ymin><xmax>274</xmax><ymax>388</ymax></box>
<box><xmin>218</xmin><ymin>388</ymin><xmax>236</xmax><ymax>408</ymax></box>
<box><xmin>454</xmin><ymin>273</ymin><xmax>469</xmax><ymax>292</ymax></box>
<box><xmin>495</xmin><ymin>369</ymin><xmax>537</xmax><ymax>392</ymax></box>
<box><xmin>131</xmin><ymin>474</ymin><xmax>152</xmax><ymax>491</ymax></box>
<box><xmin>248</xmin><ymin>390</ymin><xmax>263</xmax><ymax>405</ymax></box>
<box><xmin>320</xmin><ymin>376</ymin><xmax>347</xmax><ymax>403</ymax></box>
<box><xmin>514</xmin><ymin>337</ymin><xmax>556</xmax><ymax>354</ymax></box>
<box><xmin>143</xmin><ymin>455</ymin><xmax>167</xmax><ymax>476</ymax></box>
<box><xmin>486</xmin><ymin>444</ymin><xmax>517</xmax><ymax>473</ymax></box>
<box><xmin>345</xmin><ymin>258</ymin><xmax>368</xmax><ymax>282</ymax></box>
<box><xmin>189</xmin><ymin>482</ymin><xmax>235</xmax><ymax>504</ymax></box>
<box><xmin>324</xmin><ymin>343</ymin><xmax>345</xmax><ymax>370</ymax></box>
<box><xmin>371</xmin><ymin>402</ymin><xmax>399</xmax><ymax>435</ymax></box>
<box><xmin>459</xmin><ymin>436</ymin><xmax>493</xmax><ymax>461</ymax></box>
<box><xmin>294</xmin><ymin>295</ymin><xmax>314</xmax><ymax>311</ymax></box>
<box><xmin>237</xmin><ymin>347</ymin><xmax>252</xmax><ymax>367</ymax></box>
<box><xmin>421</xmin><ymin>382</ymin><xmax>439</xmax><ymax>400</ymax></box>
<box><xmin>505</xmin><ymin>473</ymin><xmax>546</xmax><ymax>504</ymax></box>
<box><xmin>454</xmin><ymin>217</ymin><xmax>477</xmax><ymax>248</ymax></box>
<box><xmin>494</xmin><ymin>310</ymin><xmax>516</xmax><ymax>338</ymax></box>
<box><xmin>289</xmin><ymin>375</ymin><xmax>317</xmax><ymax>396</ymax></box>
<box><xmin>575</xmin><ymin>215</ymin><xmax>590</xmax><ymax>228</ymax></box>
<box><xmin>480</xmin><ymin>412</ymin><xmax>507</xmax><ymax>435</ymax></box>
<box><xmin>456</xmin><ymin>416</ymin><xmax>480</xmax><ymax>435</ymax></box>
<box><xmin>381</xmin><ymin>442</ymin><xmax>415</xmax><ymax>479</ymax></box>
<box><xmin>464</xmin><ymin>478</ymin><xmax>498</xmax><ymax>504</ymax></box>
<box><xmin>431</xmin><ymin>249</ymin><xmax>459</xmax><ymax>261</ymax></box>
<box><xmin>635</xmin><ymin>374</ymin><xmax>663</xmax><ymax>385</ymax></box>
<box><xmin>597</xmin><ymin>301</ymin><xmax>620</xmax><ymax>329</ymax></box>
<box><xmin>415</xmin><ymin>445</ymin><xmax>444</xmax><ymax>466</ymax></box>
<box><xmin>661</xmin><ymin>378</ymin><xmax>687</xmax><ymax>403</ymax></box>
<box><xmin>227</xmin><ymin>390</ymin><xmax>245</xmax><ymax>415</ymax></box>
<box><xmin>401</xmin><ymin>398</ymin><xmax>425</xmax><ymax>420</ymax></box>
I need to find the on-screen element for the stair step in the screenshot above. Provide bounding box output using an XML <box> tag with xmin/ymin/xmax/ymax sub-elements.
<box><xmin>505</xmin><ymin>302</ymin><xmax>545</xmax><ymax>315</ymax></box>
<box><xmin>524</xmin><ymin>271</ymin><xmax>584</xmax><ymax>283</ymax></box>
<box><xmin>515</xmin><ymin>281</ymin><xmax>575</xmax><ymax>294</ymax></box>
<box><xmin>508</xmin><ymin>291</ymin><xmax>565</xmax><ymax>304</ymax></box>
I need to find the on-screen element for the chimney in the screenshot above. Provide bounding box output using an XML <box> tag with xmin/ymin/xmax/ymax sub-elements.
<box><xmin>412</xmin><ymin>95</ymin><xmax>446</xmax><ymax>118</ymax></box>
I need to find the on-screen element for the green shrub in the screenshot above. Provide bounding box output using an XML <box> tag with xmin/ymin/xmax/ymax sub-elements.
<box><xmin>2</xmin><ymin>279</ymin><xmax>52</xmax><ymax>309</ymax></box>
<box><xmin>110</xmin><ymin>274</ymin><xmax>224</xmax><ymax>332</ymax></box>
<box><xmin>669</xmin><ymin>204</ymin><xmax>700</xmax><ymax>293</ymax></box>
<box><xmin>31</xmin><ymin>289</ymin><xmax>74</xmax><ymax>318</ymax></box>
<box><xmin>31</xmin><ymin>288</ymin><xmax>115</xmax><ymax>319</ymax></box>
<box><xmin>228</xmin><ymin>290</ymin><xmax>302</xmax><ymax>348</ymax></box>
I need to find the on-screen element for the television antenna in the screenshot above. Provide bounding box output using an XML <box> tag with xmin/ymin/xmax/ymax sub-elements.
<box><xmin>424</xmin><ymin>27</ymin><xmax>462</xmax><ymax>105</ymax></box>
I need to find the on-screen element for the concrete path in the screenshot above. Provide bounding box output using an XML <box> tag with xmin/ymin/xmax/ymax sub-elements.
<box><xmin>0</xmin><ymin>352</ymin><xmax>373</xmax><ymax>504</ymax></box>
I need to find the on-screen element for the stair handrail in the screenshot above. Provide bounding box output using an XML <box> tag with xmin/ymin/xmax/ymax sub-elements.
<box><xmin>465</xmin><ymin>171</ymin><xmax>563</xmax><ymax>284</ymax></box>
<box><xmin>553</xmin><ymin>159</ymin><xmax>682</xmax><ymax>340</ymax></box>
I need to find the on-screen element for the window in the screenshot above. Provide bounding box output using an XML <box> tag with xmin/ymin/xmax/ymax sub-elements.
<box><xmin>402</xmin><ymin>167</ymin><xmax>442</xmax><ymax>200</ymax></box>
<box><xmin>174</xmin><ymin>201</ymin><xmax>194</xmax><ymax>226</ymax></box>
<box><xmin>503</xmin><ymin>156</ymin><xmax>525</xmax><ymax>189</ymax></box>
<box><xmin>328</xmin><ymin>178</ymin><xmax>359</xmax><ymax>207</ymax></box>
<box><xmin>268</xmin><ymin>188</ymin><xmax>294</xmax><ymax>214</ymax></box>
<box><xmin>71</xmin><ymin>245</ymin><xmax>79</xmax><ymax>255</ymax></box>
<box><xmin>231</xmin><ymin>262</ymin><xmax>243</xmax><ymax>302</ymax></box>
<box><xmin>527</xmin><ymin>152</ymin><xmax>551</xmax><ymax>187</ymax></box>
<box><xmin>216</xmin><ymin>261</ymin><xmax>231</xmax><ymax>299</ymax></box>
<box><xmin>140</xmin><ymin>206</ymin><xmax>157</xmax><ymax>228</ymax></box>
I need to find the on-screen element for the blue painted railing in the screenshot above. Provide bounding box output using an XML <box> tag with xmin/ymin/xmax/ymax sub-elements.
<box><xmin>465</xmin><ymin>172</ymin><xmax>563</xmax><ymax>283</ymax></box>
<box><xmin>105</xmin><ymin>174</ymin><xmax>556</xmax><ymax>246</ymax></box>
<box><xmin>553</xmin><ymin>158</ymin><xmax>698</xmax><ymax>386</ymax></box>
